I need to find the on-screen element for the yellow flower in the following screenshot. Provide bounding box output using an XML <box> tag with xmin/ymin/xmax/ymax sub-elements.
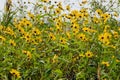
<box><xmin>116</xmin><ymin>59</ymin><xmax>120</xmax><ymax>62</ymax></box>
<box><xmin>56</xmin><ymin>25</ymin><xmax>62</xmax><ymax>32</ymax></box>
<box><xmin>43</xmin><ymin>6</ymin><xmax>47</xmax><ymax>12</ymax></box>
<box><xmin>21</xmin><ymin>18</ymin><xmax>32</xmax><ymax>27</ymax></box>
<box><xmin>21</xmin><ymin>32</ymin><xmax>32</xmax><ymax>43</ymax></box>
<box><xmin>96</xmin><ymin>9</ymin><xmax>103</xmax><ymax>15</ymax></box>
<box><xmin>17</xmin><ymin>27</ymin><xmax>25</xmax><ymax>35</ymax></box>
<box><xmin>80</xmin><ymin>8</ymin><xmax>87</xmax><ymax>13</ymax></box>
<box><xmin>89</xmin><ymin>29</ymin><xmax>97</xmax><ymax>33</ymax></box>
<box><xmin>4</xmin><ymin>27</ymin><xmax>16</xmax><ymax>37</ymax></box>
<box><xmin>79</xmin><ymin>53</ymin><xmax>85</xmax><ymax>57</ymax></box>
<box><xmin>30</xmin><ymin>39</ymin><xmax>38</xmax><ymax>45</ymax></box>
<box><xmin>31</xmin><ymin>27</ymin><xmax>41</xmax><ymax>36</ymax></box>
<box><xmin>71</xmin><ymin>19</ymin><xmax>77</xmax><ymax>24</ymax></box>
<box><xmin>66</xmin><ymin>15</ymin><xmax>72</xmax><ymax>19</ymax></box>
<box><xmin>60</xmin><ymin>37</ymin><xmax>67</xmax><ymax>44</ymax></box>
<box><xmin>55</xmin><ymin>8</ymin><xmax>61</xmax><ymax>14</ymax></box>
<box><xmin>52</xmin><ymin>54</ymin><xmax>58</xmax><ymax>63</ymax></box>
<box><xmin>83</xmin><ymin>12</ymin><xmax>89</xmax><ymax>18</ymax></box>
<box><xmin>72</xmin><ymin>29</ymin><xmax>79</xmax><ymax>35</ymax></box>
<box><xmin>48</xmin><ymin>5</ymin><xmax>54</xmax><ymax>9</ymax></box>
<box><xmin>113</xmin><ymin>12</ymin><xmax>119</xmax><ymax>17</ymax></box>
<box><xmin>112</xmin><ymin>56</ymin><xmax>115</xmax><ymax>59</ymax></box>
<box><xmin>9</xmin><ymin>39</ymin><xmax>16</xmax><ymax>46</ymax></box>
<box><xmin>66</xmin><ymin>5</ymin><xmax>70</xmax><ymax>11</ymax></box>
<box><xmin>82</xmin><ymin>0</ymin><xmax>87</xmax><ymax>4</ymax></box>
<box><xmin>28</xmin><ymin>12</ymin><xmax>34</xmax><ymax>19</ymax></box>
<box><xmin>76</xmin><ymin>33</ymin><xmax>87</xmax><ymax>41</ymax></box>
<box><xmin>98</xmin><ymin>35</ymin><xmax>104</xmax><ymax>42</ymax></box>
<box><xmin>0</xmin><ymin>35</ymin><xmax>6</xmax><ymax>42</ymax></box>
<box><xmin>20</xmin><ymin>18</ymin><xmax>27</xmax><ymax>26</ymax></box>
<box><xmin>27</xmin><ymin>51</ymin><xmax>32</xmax><ymax>59</ymax></box>
<box><xmin>10</xmin><ymin>69</ymin><xmax>21</xmax><ymax>78</ymax></box>
<box><xmin>85</xmin><ymin>51</ymin><xmax>93</xmax><ymax>58</ymax></box>
<box><xmin>118</xmin><ymin>27</ymin><xmax>120</xmax><ymax>31</ymax></box>
<box><xmin>22</xmin><ymin>50</ymin><xmax>32</xmax><ymax>59</ymax></box>
<box><xmin>82</xmin><ymin>27</ymin><xmax>90</xmax><ymax>32</ymax></box>
<box><xmin>101</xmin><ymin>61</ymin><xmax>110</xmax><ymax>67</ymax></box>
<box><xmin>111</xmin><ymin>30</ymin><xmax>119</xmax><ymax>39</ymax></box>
<box><xmin>98</xmin><ymin>32</ymin><xmax>111</xmax><ymax>45</ymax></box>
<box><xmin>83</xmin><ymin>27</ymin><xmax>97</xmax><ymax>33</ymax></box>
<box><xmin>35</xmin><ymin>37</ymin><xmax>42</xmax><ymax>43</ymax></box>
<box><xmin>71</xmin><ymin>10</ymin><xmax>79</xmax><ymax>17</ymax></box>
<box><xmin>25</xmin><ymin>20</ymin><xmax>32</xmax><ymax>27</ymax></box>
<box><xmin>109</xmin><ymin>45</ymin><xmax>116</xmax><ymax>49</ymax></box>
<box><xmin>78</xmin><ymin>13</ymin><xmax>83</xmax><ymax>19</ymax></box>
<box><xmin>73</xmin><ymin>23</ymin><xmax>80</xmax><ymax>30</ymax></box>
<box><xmin>93</xmin><ymin>16</ymin><xmax>101</xmax><ymax>24</ymax></box>
<box><xmin>49</xmin><ymin>33</ymin><xmax>56</xmax><ymax>41</ymax></box>
<box><xmin>41</xmin><ymin>0</ymin><xmax>49</xmax><ymax>3</ymax></box>
<box><xmin>104</xmin><ymin>25</ymin><xmax>110</xmax><ymax>32</ymax></box>
<box><xmin>101</xmin><ymin>13</ymin><xmax>111</xmax><ymax>23</ymax></box>
<box><xmin>57</xmin><ymin>2</ymin><xmax>63</xmax><ymax>10</ymax></box>
<box><xmin>104</xmin><ymin>32</ymin><xmax>112</xmax><ymax>39</ymax></box>
<box><xmin>23</xmin><ymin>32</ymin><xmax>31</xmax><ymax>39</ymax></box>
<box><xmin>66</xmin><ymin>32</ymin><xmax>71</xmax><ymax>39</ymax></box>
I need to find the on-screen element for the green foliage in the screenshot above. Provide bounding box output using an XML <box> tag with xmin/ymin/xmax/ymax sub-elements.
<box><xmin>0</xmin><ymin>0</ymin><xmax>120</xmax><ymax>80</ymax></box>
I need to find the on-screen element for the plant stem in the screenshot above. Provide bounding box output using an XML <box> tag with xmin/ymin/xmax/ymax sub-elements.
<box><xmin>97</xmin><ymin>64</ymin><xmax>100</xmax><ymax>80</ymax></box>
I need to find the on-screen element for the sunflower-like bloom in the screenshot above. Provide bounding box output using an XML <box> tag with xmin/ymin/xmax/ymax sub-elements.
<box><xmin>22</xmin><ymin>50</ymin><xmax>32</xmax><ymax>59</ymax></box>
<box><xmin>98</xmin><ymin>32</ymin><xmax>112</xmax><ymax>45</ymax></box>
<box><xmin>101</xmin><ymin>61</ymin><xmax>110</xmax><ymax>67</ymax></box>
<box><xmin>85</xmin><ymin>51</ymin><xmax>93</xmax><ymax>58</ymax></box>
<box><xmin>0</xmin><ymin>36</ymin><xmax>6</xmax><ymax>42</ymax></box>
<box><xmin>49</xmin><ymin>33</ymin><xmax>56</xmax><ymax>41</ymax></box>
<box><xmin>9</xmin><ymin>39</ymin><xmax>16</xmax><ymax>46</ymax></box>
<box><xmin>10</xmin><ymin>69</ymin><xmax>21</xmax><ymax>78</ymax></box>
<box><xmin>96</xmin><ymin>9</ymin><xmax>103</xmax><ymax>15</ymax></box>
<box><xmin>60</xmin><ymin>37</ymin><xmax>67</xmax><ymax>44</ymax></box>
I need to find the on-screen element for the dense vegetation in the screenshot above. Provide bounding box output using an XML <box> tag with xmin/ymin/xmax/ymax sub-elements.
<box><xmin>0</xmin><ymin>0</ymin><xmax>120</xmax><ymax>80</ymax></box>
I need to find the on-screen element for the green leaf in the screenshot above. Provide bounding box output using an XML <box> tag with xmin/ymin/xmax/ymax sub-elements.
<box><xmin>54</xmin><ymin>69</ymin><xmax>63</xmax><ymax>76</ymax></box>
